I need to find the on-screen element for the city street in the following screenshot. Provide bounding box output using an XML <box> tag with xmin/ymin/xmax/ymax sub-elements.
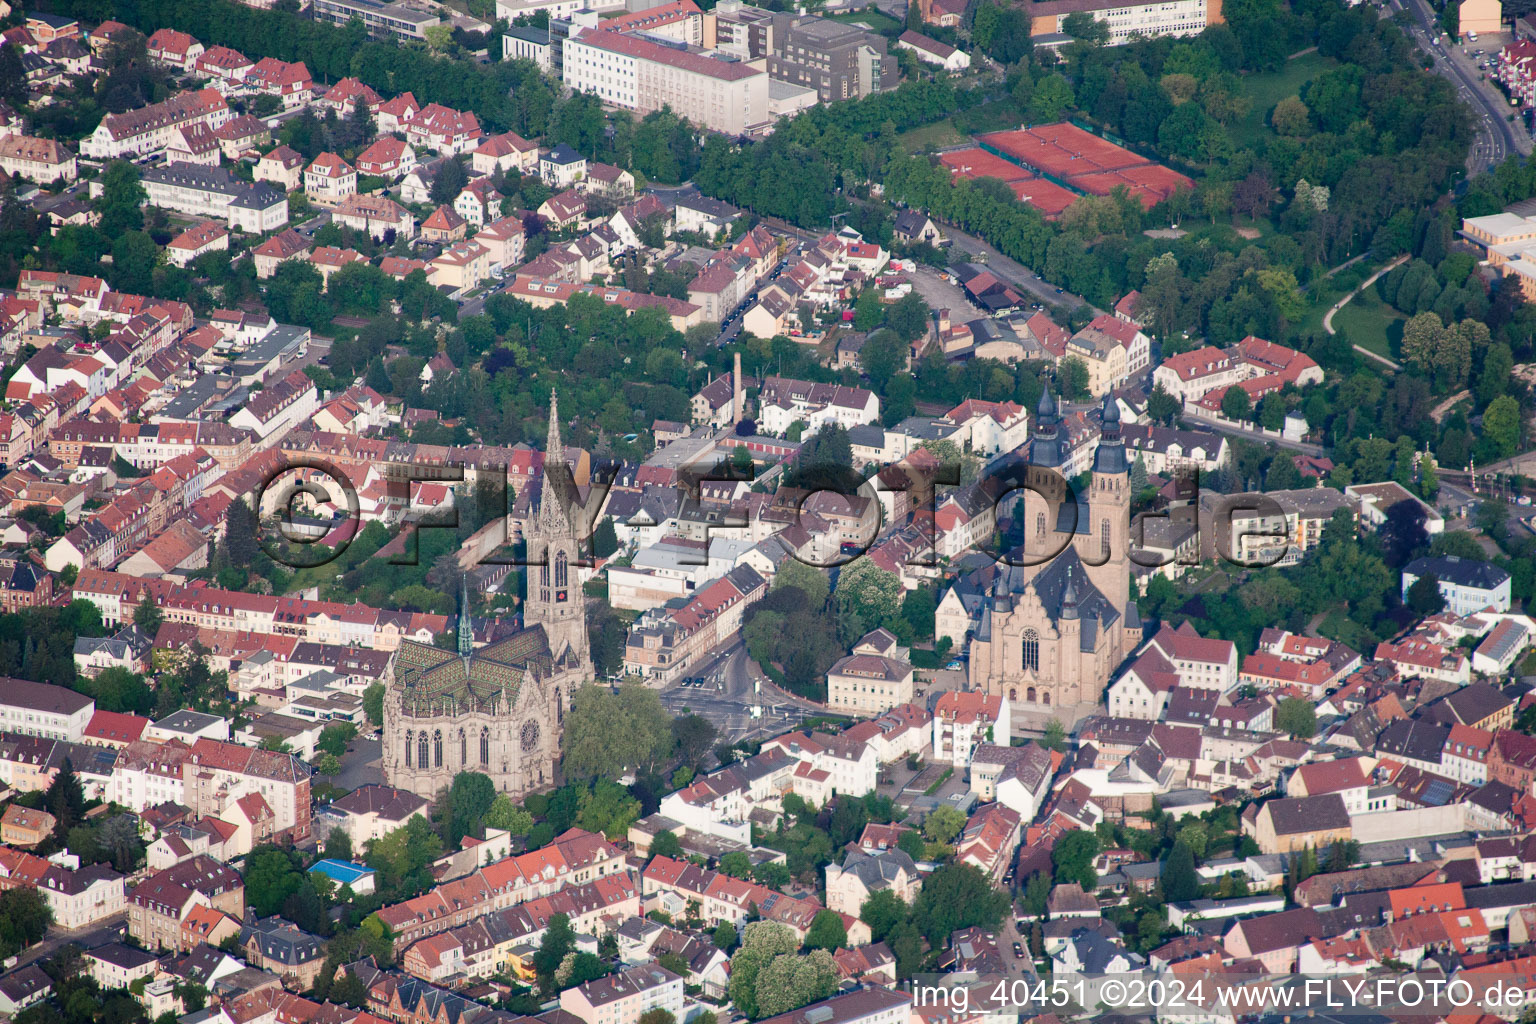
<box><xmin>1387</xmin><ymin>0</ymin><xmax>1530</xmax><ymax>174</ymax></box>
<box><xmin>12</xmin><ymin>916</ymin><xmax>127</xmax><ymax>971</ymax></box>
<box><xmin>657</xmin><ymin>642</ymin><xmax>824</xmax><ymax>744</ymax></box>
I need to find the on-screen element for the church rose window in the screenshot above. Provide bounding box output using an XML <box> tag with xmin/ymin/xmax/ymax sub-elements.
<box><xmin>521</xmin><ymin>720</ymin><xmax>540</xmax><ymax>751</ymax></box>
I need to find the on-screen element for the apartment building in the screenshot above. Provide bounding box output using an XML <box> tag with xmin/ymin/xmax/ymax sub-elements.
<box><xmin>311</xmin><ymin>0</ymin><xmax>442</xmax><ymax>40</ymax></box>
<box><xmin>826</xmin><ymin>629</ymin><xmax>914</xmax><ymax>716</ymax></box>
<box><xmin>127</xmin><ymin>855</ymin><xmax>245</xmax><ymax>951</ymax></box>
<box><xmin>0</xmin><ymin>136</ymin><xmax>76</xmax><ymax>183</ymax></box>
<box><xmin>564</xmin><ymin>29</ymin><xmax>769</xmax><ymax>135</ymax></box>
<box><xmin>768</xmin><ymin>17</ymin><xmax>887</xmax><ymax>103</ymax></box>
<box><xmin>559</xmin><ymin>964</ymin><xmax>684</xmax><ymax>1024</ymax></box>
<box><xmin>1023</xmin><ymin>0</ymin><xmax>1219</xmax><ymax>44</ymax></box>
<box><xmin>140</xmin><ymin>165</ymin><xmax>289</xmax><ymax>234</ymax></box>
<box><xmin>80</xmin><ymin>88</ymin><xmax>230</xmax><ymax>159</ymax></box>
<box><xmin>0</xmin><ymin>678</ymin><xmax>93</xmax><ymax>741</ymax></box>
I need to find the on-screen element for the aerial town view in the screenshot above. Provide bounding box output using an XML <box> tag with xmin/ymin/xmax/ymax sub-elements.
<box><xmin>7</xmin><ymin>0</ymin><xmax>1536</xmax><ymax>1019</ymax></box>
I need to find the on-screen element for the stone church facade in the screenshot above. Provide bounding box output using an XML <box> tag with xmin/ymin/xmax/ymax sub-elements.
<box><xmin>381</xmin><ymin>393</ymin><xmax>591</xmax><ymax>800</ymax></box>
<box><xmin>967</xmin><ymin>393</ymin><xmax>1141</xmax><ymax>709</ymax></box>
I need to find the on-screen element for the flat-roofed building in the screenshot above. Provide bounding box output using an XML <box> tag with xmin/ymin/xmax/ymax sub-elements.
<box><xmin>564</xmin><ymin>28</ymin><xmax>768</xmax><ymax>135</ymax></box>
<box><xmin>311</xmin><ymin>0</ymin><xmax>442</xmax><ymax>40</ymax></box>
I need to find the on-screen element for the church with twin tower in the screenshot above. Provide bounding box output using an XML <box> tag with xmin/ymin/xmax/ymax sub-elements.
<box><xmin>381</xmin><ymin>393</ymin><xmax>591</xmax><ymax>800</ymax></box>
<box><xmin>966</xmin><ymin>391</ymin><xmax>1141</xmax><ymax>710</ymax></box>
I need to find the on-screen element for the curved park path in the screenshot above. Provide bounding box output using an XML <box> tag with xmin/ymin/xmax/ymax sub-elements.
<box><xmin>1322</xmin><ymin>254</ymin><xmax>1408</xmax><ymax>371</ymax></box>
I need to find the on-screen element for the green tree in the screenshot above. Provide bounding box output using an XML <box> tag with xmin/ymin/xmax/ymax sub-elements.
<box><xmin>575</xmin><ymin>778</ymin><xmax>642</xmax><ymax>840</ymax></box>
<box><xmin>1483</xmin><ymin>395</ymin><xmax>1523</xmax><ymax>459</ymax></box>
<box><xmin>1041</xmin><ymin>721</ymin><xmax>1067</xmax><ymax>752</ymax></box>
<box><xmin>444</xmin><ymin>771</ymin><xmax>497</xmax><ymax>846</ymax></box>
<box><xmin>95</xmin><ymin>161</ymin><xmax>146</xmax><ymax>237</ymax></box>
<box><xmin>720</xmin><ymin>851</ymin><xmax>753</xmax><ymax>878</ymax></box>
<box><xmin>317</xmin><ymin>722</ymin><xmax>357</xmax><ymax>757</ymax></box>
<box><xmin>912</xmin><ymin>864</ymin><xmax>1009</xmax><ymax>945</ymax></box>
<box><xmin>485</xmin><ymin>794</ymin><xmax>535</xmax><ymax>835</ymax></box>
<box><xmin>651</xmin><ymin>830</ymin><xmax>684</xmax><ymax>860</ymax></box>
<box><xmin>562</xmin><ymin>684</ymin><xmax>674</xmax><ymax>781</ymax></box>
<box><xmin>1148</xmin><ymin>384</ymin><xmax>1180</xmax><ymax>425</ymax></box>
<box><xmin>1406</xmin><ymin>572</ymin><xmax>1446</xmax><ymax>615</ymax></box>
<box><xmin>1022</xmin><ymin>871</ymin><xmax>1051</xmax><ymax>916</ymax></box>
<box><xmin>133</xmin><ymin>595</ymin><xmax>164</xmax><ymax>636</ymax></box>
<box><xmin>923</xmin><ymin>805</ymin><xmax>966</xmax><ymax>845</ymax></box>
<box><xmin>713</xmin><ymin>919</ymin><xmax>739</xmax><ymax>952</ymax></box>
<box><xmin>315</xmin><ymin>753</ymin><xmax>342</xmax><ymax>777</ymax></box>
<box><xmin>1057</xmin><ymin>357</ymin><xmax>1091</xmax><ymax>401</ymax></box>
<box><xmin>533</xmin><ymin>913</ymin><xmax>576</xmax><ymax>993</ymax></box>
<box><xmin>1220</xmin><ymin>385</ymin><xmax>1253</xmax><ymax>422</ymax></box>
<box><xmin>1275</xmin><ymin>697</ymin><xmax>1317</xmax><ymax>740</ymax></box>
<box><xmin>859</xmin><ymin>889</ymin><xmax>908</xmax><ymax>944</ymax></box>
<box><xmin>803</xmin><ymin>910</ymin><xmax>847</xmax><ymax>951</ymax></box>
<box><xmin>834</xmin><ymin>559</ymin><xmax>904</xmax><ymax>641</ymax></box>
<box><xmin>1161</xmin><ymin>841</ymin><xmax>1201</xmax><ymax>901</ymax></box>
<box><xmin>1051</xmin><ymin>830</ymin><xmax>1099</xmax><ymax>890</ymax></box>
<box><xmin>0</xmin><ymin>886</ymin><xmax>51</xmax><ymax>958</ymax></box>
<box><xmin>1271</xmin><ymin>95</ymin><xmax>1311</xmax><ymax>135</ymax></box>
<box><xmin>363</xmin><ymin>683</ymin><xmax>386</xmax><ymax>727</ymax></box>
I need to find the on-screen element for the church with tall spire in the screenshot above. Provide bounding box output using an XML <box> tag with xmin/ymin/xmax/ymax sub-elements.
<box><xmin>380</xmin><ymin>393</ymin><xmax>590</xmax><ymax>801</ymax></box>
<box><xmin>964</xmin><ymin>393</ymin><xmax>1141</xmax><ymax>711</ymax></box>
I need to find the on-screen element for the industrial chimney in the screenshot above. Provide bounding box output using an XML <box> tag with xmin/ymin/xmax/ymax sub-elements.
<box><xmin>733</xmin><ymin>351</ymin><xmax>744</xmax><ymax>425</ymax></box>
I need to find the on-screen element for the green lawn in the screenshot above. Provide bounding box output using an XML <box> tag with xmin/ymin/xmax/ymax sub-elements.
<box><xmin>827</xmin><ymin>8</ymin><xmax>902</xmax><ymax>31</ymax></box>
<box><xmin>1331</xmin><ymin>289</ymin><xmax>1406</xmax><ymax>360</ymax></box>
<box><xmin>898</xmin><ymin>119</ymin><xmax>970</xmax><ymax>153</ymax></box>
<box><xmin>1230</xmin><ymin>51</ymin><xmax>1335</xmax><ymax>149</ymax></box>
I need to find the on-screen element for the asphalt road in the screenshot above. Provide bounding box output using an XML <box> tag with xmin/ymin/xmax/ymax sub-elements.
<box><xmin>1388</xmin><ymin>0</ymin><xmax>1528</xmax><ymax>175</ymax></box>
<box><xmin>657</xmin><ymin>642</ymin><xmax>823</xmax><ymax>744</ymax></box>
<box><xmin>12</xmin><ymin>916</ymin><xmax>127</xmax><ymax>971</ymax></box>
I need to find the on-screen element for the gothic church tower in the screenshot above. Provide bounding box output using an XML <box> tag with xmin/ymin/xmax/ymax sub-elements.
<box><xmin>524</xmin><ymin>390</ymin><xmax>590</xmax><ymax>674</ymax></box>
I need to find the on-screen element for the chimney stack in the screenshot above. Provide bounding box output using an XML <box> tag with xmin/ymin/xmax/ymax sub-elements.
<box><xmin>733</xmin><ymin>351</ymin><xmax>744</xmax><ymax>425</ymax></box>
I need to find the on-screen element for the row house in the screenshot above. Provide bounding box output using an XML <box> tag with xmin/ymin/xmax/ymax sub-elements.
<box><xmin>372</xmin><ymin>828</ymin><xmax>626</xmax><ymax>950</ymax></box>
<box><xmin>762</xmin><ymin>727</ymin><xmax>881</xmax><ymax>798</ymax></box>
<box><xmin>642</xmin><ymin>855</ymin><xmax>868</xmax><ymax>945</ymax></box>
<box><xmin>1374</xmin><ymin>637</ymin><xmax>1471</xmax><ymax>686</ymax></box>
<box><xmin>400</xmin><ymin>874</ymin><xmax>639</xmax><ymax>981</ymax></box>
<box><xmin>15</xmin><ymin>270</ymin><xmax>108</xmax><ymax>321</ymax></box>
<box><xmin>623</xmin><ymin>565</ymin><xmax>767</xmax><ymax>685</ymax></box>
<box><xmin>71</xmin><ymin>570</ymin><xmax>446</xmax><ymax>649</ymax></box>
<box><xmin>127</xmin><ymin>855</ymin><xmax>245</xmax><ymax>951</ymax></box>
<box><xmin>211</xmin><ymin>115</ymin><xmax>272</xmax><ymax>161</ymax></box>
<box><xmin>228</xmin><ymin>369</ymin><xmax>319</xmax><ymax>445</ymax></box>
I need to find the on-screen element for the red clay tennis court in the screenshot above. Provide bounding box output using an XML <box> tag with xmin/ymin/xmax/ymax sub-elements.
<box><xmin>938</xmin><ymin>147</ymin><xmax>1033</xmax><ymax>183</ymax></box>
<box><xmin>977</xmin><ymin>123</ymin><xmax>1151</xmax><ymax>178</ymax></box>
<box><xmin>1010</xmin><ymin>178</ymin><xmax>1079</xmax><ymax>219</ymax></box>
<box><xmin>1068</xmin><ymin>163</ymin><xmax>1195</xmax><ymax>208</ymax></box>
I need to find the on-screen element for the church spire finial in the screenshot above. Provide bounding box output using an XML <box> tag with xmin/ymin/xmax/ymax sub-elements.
<box><xmin>457</xmin><ymin>574</ymin><xmax>473</xmax><ymax>657</ymax></box>
<box><xmin>546</xmin><ymin>388</ymin><xmax>563</xmax><ymax>464</ymax></box>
